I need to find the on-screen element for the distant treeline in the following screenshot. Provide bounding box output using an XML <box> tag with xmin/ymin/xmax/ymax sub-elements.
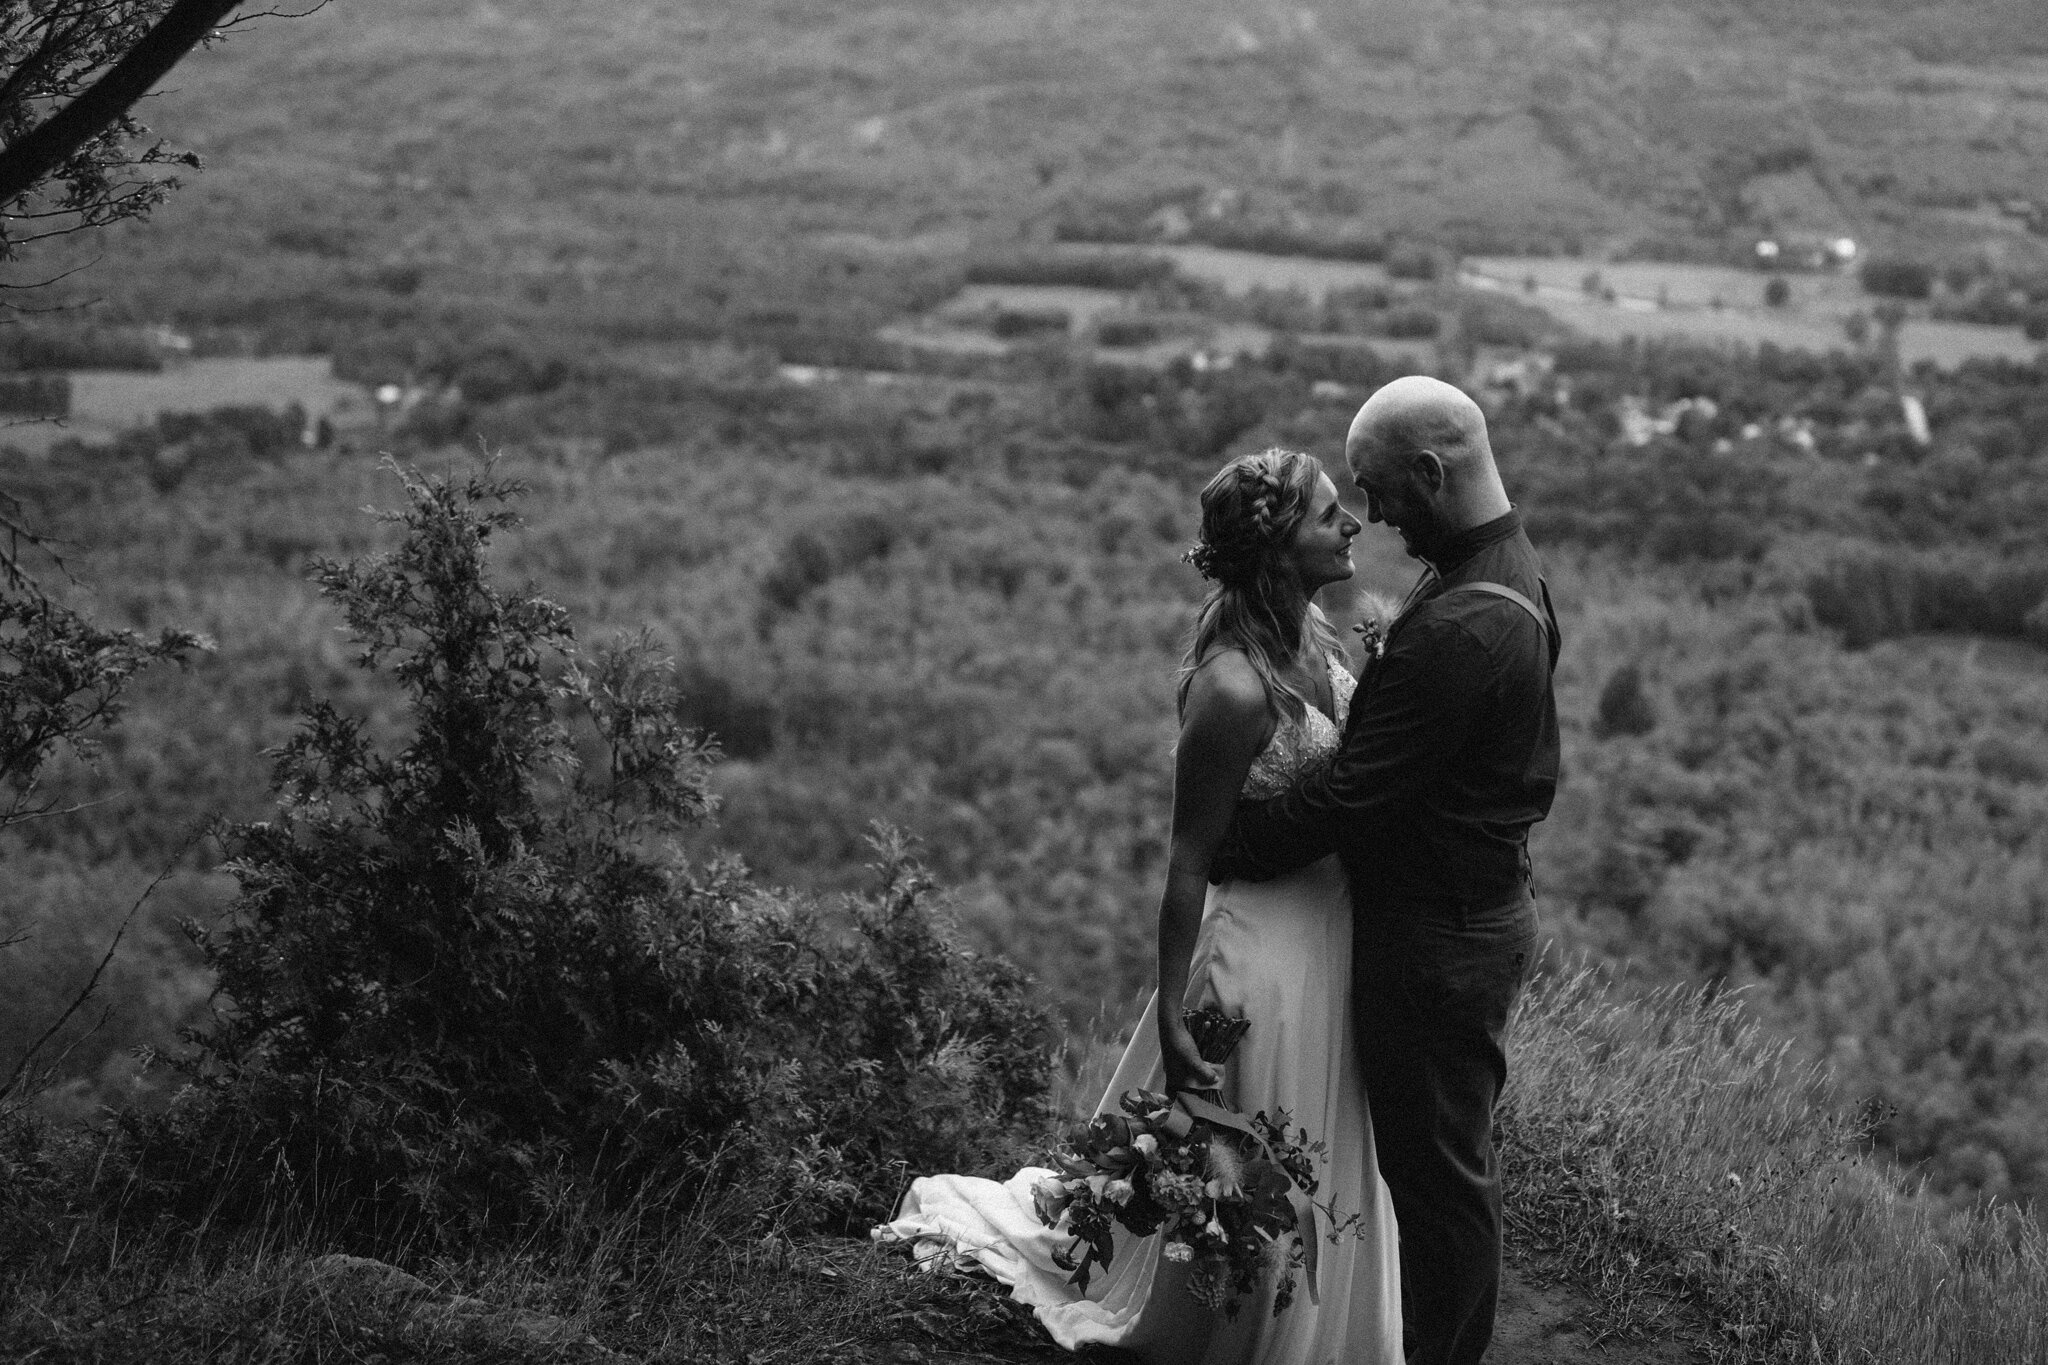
<box><xmin>1051</xmin><ymin>211</ymin><xmax>1448</xmax><ymax>277</ymax></box>
<box><xmin>963</xmin><ymin>252</ymin><xmax>1176</xmax><ymax>291</ymax></box>
<box><xmin>0</xmin><ymin>324</ymin><xmax>164</xmax><ymax>374</ymax></box>
<box><xmin>0</xmin><ymin>374</ymin><xmax>69</xmax><ymax>417</ymax></box>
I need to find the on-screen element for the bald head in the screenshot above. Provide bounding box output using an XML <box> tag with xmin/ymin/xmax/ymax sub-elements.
<box><xmin>1344</xmin><ymin>375</ymin><xmax>1512</xmax><ymax>559</ymax></box>
<box><xmin>1346</xmin><ymin>374</ymin><xmax>1494</xmax><ymax>482</ymax></box>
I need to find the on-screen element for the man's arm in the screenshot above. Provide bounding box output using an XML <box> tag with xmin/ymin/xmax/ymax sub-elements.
<box><xmin>1214</xmin><ymin>614</ymin><xmax>1486</xmax><ymax>881</ymax></box>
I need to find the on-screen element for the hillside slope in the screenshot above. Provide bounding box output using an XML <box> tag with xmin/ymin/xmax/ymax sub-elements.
<box><xmin>42</xmin><ymin>0</ymin><xmax>2048</xmax><ymax>348</ymax></box>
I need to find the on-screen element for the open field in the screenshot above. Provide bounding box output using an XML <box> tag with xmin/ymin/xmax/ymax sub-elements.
<box><xmin>1477</xmin><ymin>279</ymin><xmax>2043</xmax><ymax>366</ymax></box>
<box><xmin>8</xmin><ymin>0</ymin><xmax>2044</xmax><ymax>363</ymax></box>
<box><xmin>1467</xmin><ymin>257</ymin><xmax>1870</xmax><ymax>313</ymax></box>
<box><xmin>2</xmin><ymin>358</ymin><xmax>373</xmax><ymax>456</ymax></box>
<box><xmin>1152</xmin><ymin>245</ymin><xmax>1396</xmax><ymax>301</ymax></box>
<box><xmin>1466</xmin><ymin>255</ymin><xmax>2047</xmax><ymax>367</ymax></box>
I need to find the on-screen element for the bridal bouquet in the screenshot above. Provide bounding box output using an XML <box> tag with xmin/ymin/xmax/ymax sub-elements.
<box><xmin>1032</xmin><ymin>1008</ymin><xmax>1330</xmax><ymax>1319</ymax></box>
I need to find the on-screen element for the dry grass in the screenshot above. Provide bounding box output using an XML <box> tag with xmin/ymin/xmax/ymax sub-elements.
<box><xmin>0</xmin><ymin>1126</ymin><xmax>1060</xmax><ymax>1364</ymax></box>
<box><xmin>8</xmin><ymin>966</ymin><xmax>2047</xmax><ymax>1362</ymax></box>
<box><xmin>1503</xmin><ymin>966</ymin><xmax>2048</xmax><ymax>1364</ymax></box>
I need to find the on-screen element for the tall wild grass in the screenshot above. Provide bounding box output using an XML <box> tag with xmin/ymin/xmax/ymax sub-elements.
<box><xmin>1505</xmin><ymin>966</ymin><xmax>2048</xmax><ymax>1364</ymax></box>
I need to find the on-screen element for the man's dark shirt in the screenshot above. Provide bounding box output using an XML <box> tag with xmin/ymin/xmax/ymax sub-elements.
<box><xmin>1218</xmin><ymin>509</ymin><xmax>1561</xmax><ymax>914</ymax></box>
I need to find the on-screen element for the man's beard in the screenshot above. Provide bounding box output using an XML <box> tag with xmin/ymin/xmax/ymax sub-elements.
<box><xmin>1399</xmin><ymin>505</ymin><xmax>1453</xmax><ymax>565</ymax></box>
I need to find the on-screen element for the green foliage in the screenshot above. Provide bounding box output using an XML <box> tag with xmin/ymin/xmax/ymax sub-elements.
<box><xmin>11</xmin><ymin>316</ymin><xmax>2047</xmax><ymax>1211</ymax></box>
<box><xmin>0</xmin><ymin>579</ymin><xmax>202</xmax><ymax>832</ymax></box>
<box><xmin>1591</xmin><ymin>662</ymin><xmax>1657</xmax><ymax>739</ymax></box>
<box><xmin>0</xmin><ymin>1100</ymin><xmax>1062</xmax><ymax>1365</ymax></box>
<box><xmin>1373</xmin><ymin>307</ymin><xmax>1441</xmax><ymax>340</ymax></box>
<box><xmin>1805</xmin><ymin>552</ymin><xmax>2048</xmax><ymax>648</ymax></box>
<box><xmin>24</xmin><ymin>401</ymin><xmax>312</xmax><ymax>495</ymax></box>
<box><xmin>1505</xmin><ymin>968</ymin><xmax>2048</xmax><ymax>1363</ymax></box>
<box><xmin>758</xmin><ymin>511</ymin><xmax>897</xmax><ymax>621</ymax></box>
<box><xmin>989</xmin><ymin>307</ymin><xmax>1071</xmax><ymax>340</ymax></box>
<box><xmin>0</xmin><ymin>859</ymin><xmax>218</xmax><ymax>1117</ymax></box>
<box><xmin>0</xmin><ymin>325</ymin><xmax>162</xmax><ymax>372</ymax></box>
<box><xmin>1382</xmin><ymin>243</ymin><xmax>1439</xmax><ymax>281</ymax></box>
<box><xmin>0</xmin><ymin>373</ymin><xmax>67</xmax><ymax>417</ymax></box>
<box><xmin>1512</xmin><ymin>430</ymin><xmax>1788</xmax><ymax>563</ymax></box>
<box><xmin>1859</xmin><ymin>258</ymin><xmax>1935</xmax><ymax>300</ymax></box>
<box><xmin>264</xmin><ymin>222</ymin><xmax>356</xmax><ymax>260</ymax></box>
<box><xmin>445</xmin><ymin>343</ymin><xmax>570</xmax><ymax>405</ymax></box>
<box><xmin>13</xmin><ymin>15</ymin><xmax>2048</xmax><ymax>1358</ymax></box>
<box><xmin>965</xmin><ymin>254</ymin><xmax>1173</xmax><ymax>291</ymax></box>
<box><xmin>1542</xmin><ymin>589</ymin><xmax>2048</xmax><ymax>1207</ymax></box>
<box><xmin>1186</xmin><ymin>221</ymin><xmax>1389</xmax><ymax>263</ymax></box>
<box><xmin>1093</xmin><ymin>317</ymin><xmax>1163</xmax><ymax>348</ymax></box>
<box><xmin>0</xmin><ymin>1</ymin><xmax>218</xmax><ymax>270</ymax></box>
<box><xmin>154</xmin><ymin>461</ymin><xmax>1050</xmax><ymax>1242</ymax></box>
<box><xmin>1071</xmin><ymin>355</ymin><xmax>1302</xmax><ymax>460</ymax></box>
<box><xmin>672</xmin><ymin>660</ymin><xmax>776</xmax><ymax>761</ymax></box>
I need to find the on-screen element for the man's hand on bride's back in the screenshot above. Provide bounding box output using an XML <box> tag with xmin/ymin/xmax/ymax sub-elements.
<box><xmin>1206</xmin><ymin>817</ymin><xmax>1268</xmax><ymax>885</ymax></box>
<box><xmin>1206</xmin><ymin>853</ymin><xmax>1237</xmax><ymax>885</ymax></box>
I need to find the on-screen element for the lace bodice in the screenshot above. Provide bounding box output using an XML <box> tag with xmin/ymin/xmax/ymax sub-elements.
<box><xmin>1243</xmin><ymin>654</ymin><xmax>1355</xmax><ymax>799</ymax></box>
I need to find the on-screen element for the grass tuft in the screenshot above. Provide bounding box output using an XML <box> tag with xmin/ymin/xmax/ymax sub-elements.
<box><xmin>1503</xmin><ymin>965</ymin><xmax>2048</xmax><ymax>1364</ymax></box>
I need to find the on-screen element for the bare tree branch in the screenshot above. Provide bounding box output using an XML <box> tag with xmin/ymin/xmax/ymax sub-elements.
<box><xmin>0</xmin><ymin>832</ymin><xmax>198</xmax><ymax>1104</ymax></box>
<box><xmin>222</xmin><ymin>1</ymin><xmax>327</xmax><ymax>24</ymax></box>
<box><xmin>0</xmin><ymin>487</ymin><xmax>68</xmax><ymax>593</ymax></box>
<box><xmin>0</xmin><ymin>795</ymin><xmax>111</xmax><ymax>825</ymax></box>
<box><xmin>0</xmin><ymin>13</ymin><xmax>97</xmax><ymax>118</ymax></box>
<box><xmin>0</xmin><ymin>0</ymin><xmax>244</xmax><ymax>210</ymax></box>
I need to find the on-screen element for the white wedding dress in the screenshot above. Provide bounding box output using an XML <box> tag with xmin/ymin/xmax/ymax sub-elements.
<box><xmin>874</xmin><ymin>656</ymin><xmax>1402</xmax><ymax>1365</ymax></box>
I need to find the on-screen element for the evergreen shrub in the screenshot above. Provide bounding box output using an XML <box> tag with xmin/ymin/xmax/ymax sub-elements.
<box><xmin>143</xmin><ymin>462</ymin><xmax>1051</xmax><ymax>1245</ymax></box>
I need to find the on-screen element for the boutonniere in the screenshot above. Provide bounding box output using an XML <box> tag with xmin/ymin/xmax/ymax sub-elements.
<box><xmin>1351</xmin><ymin>590</ymin><xmax>1399</xmax><ymax>660</ymax></box>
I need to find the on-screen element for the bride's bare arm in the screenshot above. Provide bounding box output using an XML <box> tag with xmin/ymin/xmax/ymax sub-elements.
<box><xmin>1156</xmin><ymin>651</ymin><xmax>1273</xmax><ymax>1096</ymax></box>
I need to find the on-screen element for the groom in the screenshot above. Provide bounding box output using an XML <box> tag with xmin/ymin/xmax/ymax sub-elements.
<box><xmin>1213</xmin><ymin>376</ymin><xmax>1560</xmax><ymax>1365</ymax></box>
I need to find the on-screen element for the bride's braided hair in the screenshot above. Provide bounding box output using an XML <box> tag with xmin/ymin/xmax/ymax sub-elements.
<box><xmin>1179</xmin><ymin>448</ymin><xmax>1347</xmax><ymax>723</ymax></box>
<box><xmin>1182</xmin><ymin>458</ymin><xmax>1292</xmax><ymax>586</ymax></box>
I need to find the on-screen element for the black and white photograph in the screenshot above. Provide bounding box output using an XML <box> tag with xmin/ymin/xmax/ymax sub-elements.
<box><xmin>3</xmin><ymin>3</ymin><xmax>2046</xmax><ymax>1362</ymax></box>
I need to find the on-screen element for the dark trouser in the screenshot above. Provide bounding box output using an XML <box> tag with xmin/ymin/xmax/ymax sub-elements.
<box><xmin>1355</xmin><ymin>892</ymin><xmax>1537</xmax><ymax>1365</ymax></box>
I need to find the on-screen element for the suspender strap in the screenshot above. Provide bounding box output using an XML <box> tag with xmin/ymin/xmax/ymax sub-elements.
<box><xmin>1441</xmin><ymin>580</ymin><xmax>1559</xmax><ymax>667</ymax></box>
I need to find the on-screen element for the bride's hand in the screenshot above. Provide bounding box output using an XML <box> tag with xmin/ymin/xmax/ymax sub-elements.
<box><xmin>1160</xmin><ymin>1018</ymin><xmax>1222</xmax><ymax>1096</ymax></box>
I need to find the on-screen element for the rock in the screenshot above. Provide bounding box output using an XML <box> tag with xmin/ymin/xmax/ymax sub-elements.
<box><xmin>302</xmin><ymin>1253</ymin><xmax>618</xmax><ymax>1360</ymax></box>
<box><xmin>305</xmin><ymin>1253</ymin><xmax>431</xmax><ymax>1298</ymax></box>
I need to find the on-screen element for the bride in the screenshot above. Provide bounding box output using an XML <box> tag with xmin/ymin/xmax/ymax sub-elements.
<box><xmin>874</xmin><ymin>448</ymin><xmax>1402</xmax><ymax>1365</ymax></box>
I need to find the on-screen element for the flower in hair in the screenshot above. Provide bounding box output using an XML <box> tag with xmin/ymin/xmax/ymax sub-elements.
<box><xmin>1183</xmin><ymin>539</ymin><xmax>1264</xmax><ymax>585</ymax></box>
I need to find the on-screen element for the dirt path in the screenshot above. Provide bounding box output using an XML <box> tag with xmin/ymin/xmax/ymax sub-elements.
<box><xmin>1491</xmin><ymin>1258</ymin><xmax>1706</xmax><ymax>1365</ymax></box>
<box><xmin>878</xmin><ymin>1257</ymin><xmax>1707</xmax><ymax>1365</ymax></box>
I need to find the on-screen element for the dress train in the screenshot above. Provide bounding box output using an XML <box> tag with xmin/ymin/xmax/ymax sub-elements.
<box><xmin>875</xmin><ymin>854</ymin><xmax>1401</xmax><ymax>1365</ymax></box>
